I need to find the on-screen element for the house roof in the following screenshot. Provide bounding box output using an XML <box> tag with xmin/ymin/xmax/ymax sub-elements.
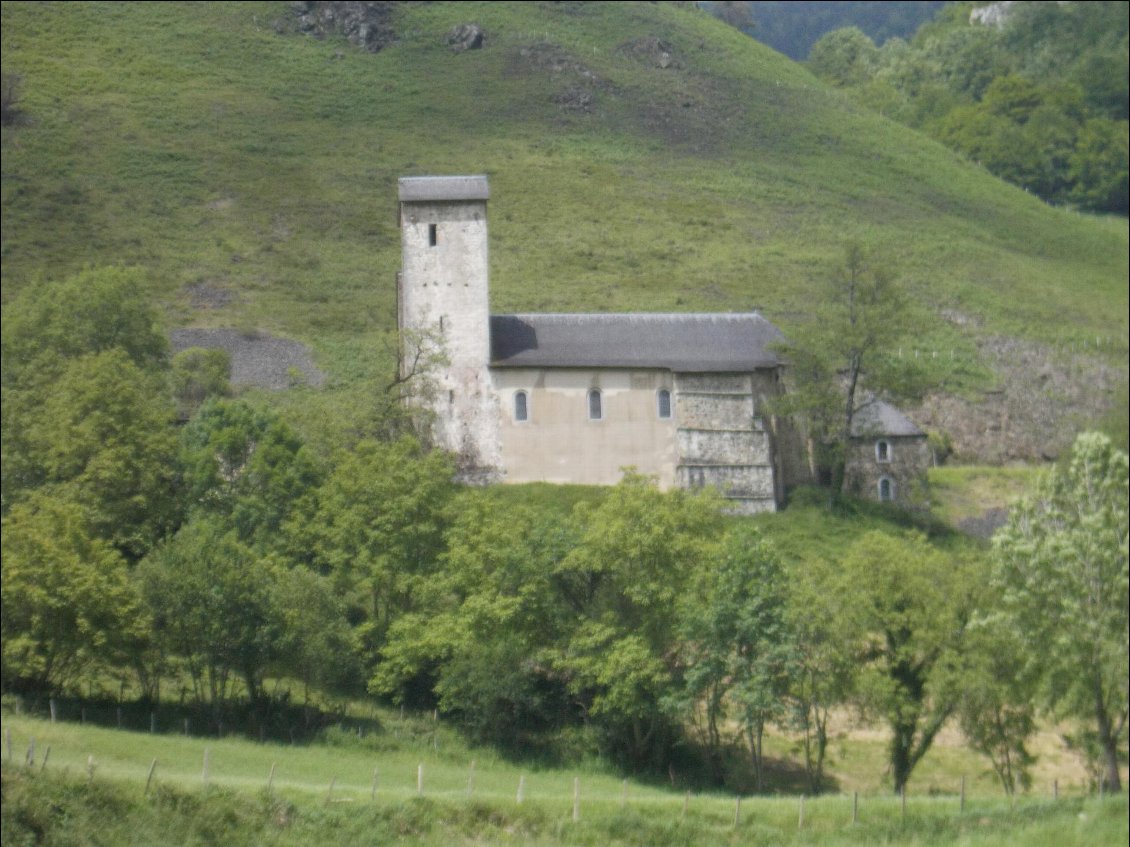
<box><xmin>490</xmin><ymin>313</ymin><xmax>784</xmax><ymax>372</ymax></box>
<box><xmin>398</xmin><ymin>175</ymin><xmax>490</xmax><ymax>202</ymax></box>
<box><xmin>850</xmin><ymin>399</ymin><xmax>925</xmax><ymax>438</ymax></box>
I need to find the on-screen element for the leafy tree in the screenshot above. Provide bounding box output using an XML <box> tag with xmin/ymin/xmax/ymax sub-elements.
<box><xmin>955</xmin><ymin>619</ymin><xmax>1038</xmax><ymax>796</ymax></box>
<box><xmin>0</xmin><ymin>267</ymin><xmax>167</xmax><ymax>390</ymax></box>
<box><xmin>991</xmin><ymin>432</ymin><xmax>1129</xmax><ymax>791</ymax></box>
<box><xmin>808</xmin><ymin>27</ymin><xmax>881</xmax><ymax>87</ymax></box>
<box><xmin>137</xmin><ymin>517</ymin><xmax>281</xmax><ymax>707</ymax></box>
<box><xmin>179</xmin><ymin>398</ymin><xmax>321</xmax><ymax>552</ymax></box>
<box><xmin>12</xmin><ymin>350</ymin><xmax>178</xmax><ymax>558</ymax></box>
<box><xmin>295</xmin><ymin>437</ymin><xmax>455</xmax><ymax>666</ymax></box>
<box><xmin>776</xmin><ymin>244</ymin><xmax>929</xmax><ymax>496</ymax></box>
<box><xmin>819</xmin><ymin>531</ymin><xmax>973</xmax><ymax>793</ymax></box>
<box><xmin>549</xmin><ymin>474</ymin><xmax>724</xmax><ymax>768</ymax></box>
<box><xmin>1</xmin><ymin>493</ymin><xmax>148</xmax><ymax>694</ymax></box>
<box><xmin>371</xmin><ymin>493</ymin><xmax>577</xmax><ymax>734</ymax></box>
<box><xmin>786</xmin><ymin>556</ymin><xmax>858</xmax><ymax>793</ymax></box>
<box><xmin>675</xmin><ymin>525</ymin><xmax>794</xmax><ymax>789</ymax></box>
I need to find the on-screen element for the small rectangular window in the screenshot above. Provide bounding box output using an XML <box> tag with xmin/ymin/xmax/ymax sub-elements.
<box><xmin>514</xmin><ymin>391</ymin><xmax>529</xmax><ymax>422</ymax></box>
<box><xmin>588</xmin><ymin>389</ymin><xmax>603</xmax><ymax>421</ymax></box>
<box><xmin>428</xmin><ymin>223</ymin><xmax>438</xmax><ymax>247</ymax></box>
<box><xmin>657</xmin><ymin>389</ymin><xmax>672</xmax><ymax>420</ymax></box>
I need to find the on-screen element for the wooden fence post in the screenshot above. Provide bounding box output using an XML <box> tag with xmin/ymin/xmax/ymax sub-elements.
<box><xmin>40</xmin><ymin>746</ymin><xmax>50</xmax><ymax>773</ymax></box>
<box><xmin>572</xmin><ymin>777</ymin><xmax>580</xmax><ymax>822</ymax></box>
<box><xmin>25</xmin><ymin>738</ymin><xmax>34</xmax><ymax>768</ymax></box>
<box><xmin>202</xmin><ymin>747</ymin><xmax>210</xmax><ymax>785</ymax></box>
<box><xmin>87</xmin><ymin>755</ymin><xmax>96</xmax><ymax>786</ymax></box>
<box><xmin>516</xmin><ymin>774</ymin><xmax>525</xmax><ymax>804</ymax></box>
<box><xmin>371</xmin><ymin>766</ymin><xmax>379</xmax><ymax>801</ymax></box>
<box><xmin>145</xmin><ymin>759</ymin><xmax>157</xmax><ymax>795</ymax></box>
<box><xmin>960</xmin><ymin>776</ymin><xmax>965</xmax><ymax>813</ymax></box>
<box><xmin>268</xmin><ymin>762</ymin><xmax>277</xmax><ymax>794</ymax></box>
<box><xmin>900</xmin><ymin>786</ymin><xmax>906</xmax><ymax>820</ymax></box>
<box><xmin>734</xmin><ymin>796</ymin><xmax>742</xmax><ymax>827</ymax></box>
<box><xmin>417</xmin><ymin>763</ymin><xmax>424</xmax><ymax>796</ymax></box>
<box><xmin>852</xmin><ymin>791</ymin><xmax>858</xmax><ymax>824</ymax></box>
<box><xmin>50</xmin><ymin>699</ymin><xmax>57</xmax><ymax>724</ymax></box>
<box><xmin>620</xmin><ymin>779</ymin><xmax>627</xmax><ymax>807</ymax></box>
<box><xmin>324</xmin><ymin>776</ymin><xmax>336</xmax><ymax>807</ymax></box>
<box><xmin>798</xmin><ymin>795</ymin><xmax>805</xmax><ymax>830</ymax></box>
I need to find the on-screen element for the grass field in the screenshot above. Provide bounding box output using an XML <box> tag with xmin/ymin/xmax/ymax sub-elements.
<box><xmin>3</xmin><ymin>712</ymin><xmax>1125</xmax><ymax>846</ymax></box>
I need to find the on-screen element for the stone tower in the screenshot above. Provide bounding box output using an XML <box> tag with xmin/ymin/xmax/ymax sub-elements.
<box><xmin>397</xmin><ymin>176</ymin><xmax>500</xmax><ymax>474</ymax></box>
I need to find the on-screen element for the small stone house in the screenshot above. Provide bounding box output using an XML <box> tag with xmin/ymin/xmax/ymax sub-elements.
<box><xmin>395</xmin><ymin>175</ymin><xmax>923</xmax><ymax>509</ymax></box>
<box><xmin>842</xmin><ymin>400</ymin><xmax>929</xmax><ymax>504</ymax></box>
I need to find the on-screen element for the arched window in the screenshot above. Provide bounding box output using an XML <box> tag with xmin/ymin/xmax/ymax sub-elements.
<box><xmin>878</xmin><ymin>477</ymin><xmax>894</xmax><ymax>502</ymax></box>
<box><xmin>588</xmin><ymin>389</ymin><xmax>603</xmax><ymax>421</ymax></box>
<box><xmin>876</xmin><ymin>440</ymin><xmax>891</xmax><ymax>463</ymax></box>
<box><xmin>514</xmin><ymin>391</ymin><xmax>528</xmax><ymax>423</ymax></box>
<box><xmin>657</xmin><ymin>388</ymin><xmax>672</xmax><ymax>420</ymax></box>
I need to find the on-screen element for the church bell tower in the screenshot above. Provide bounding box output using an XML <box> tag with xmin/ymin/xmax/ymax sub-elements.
<box><xmin>397</xmin><ymin>175</ymin><xmax>499</xmax><ymax>474</ymax></box>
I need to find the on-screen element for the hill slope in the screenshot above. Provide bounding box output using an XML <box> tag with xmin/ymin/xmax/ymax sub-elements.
<box><xmin>2</xmin><ymin>1</ymin><xmax>1126</xmax><ymax>456</ymax></box>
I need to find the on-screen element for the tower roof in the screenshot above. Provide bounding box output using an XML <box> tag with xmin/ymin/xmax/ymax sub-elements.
<box><xmin>490</xmin><ymin>313</ymin><xmax>783</xmax><ymax>372</ymax></box>
<box><xmin>398</xmin><ymin>175</ymin><xmax>490</xmax><ymax>202</ymax></box>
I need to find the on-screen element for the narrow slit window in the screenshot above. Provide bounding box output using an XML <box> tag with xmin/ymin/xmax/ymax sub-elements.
<box><xmin>876</xmin><ymin>440</ymin><xmax>891</xmax><ymax>463</ymax></box>
<box><xmin>878</xmin><ymin>477</ymin><xmax>894</xmax><ymax>502</ymax></box>
<box><xmin>657</xmin><ymin>389</ymin><xmax>672</xmax><ymax>420</ymax></box>
<box><xmin>428</xmin><ymin>223</ymin><xmax>438</xmax><ymax>247</ymax></box>
<box><xmin>514</xmin><ymin>391</ymin><xmax>528</xmax><ymax>422</ymax></box>
<box><xmin>588</xmin><ymin>389</ymin><xmax>603</xmax><ymax>421</ymax></box>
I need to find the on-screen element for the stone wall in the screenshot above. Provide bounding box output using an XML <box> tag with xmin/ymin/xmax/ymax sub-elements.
<box><xmin>843</xmin><ymin>435</ymin><xmax>929</xmax><ymax>504</ymax></box>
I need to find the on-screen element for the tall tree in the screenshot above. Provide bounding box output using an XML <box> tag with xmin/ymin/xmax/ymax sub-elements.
<box><xmin>991</xmin><ymin>432</ymin><xmax>1128</xmax><ymax>791</ymax></box>
<box><xmin>820</xmin><ymin>531</ymin><xmax>973</xmax><ymax>793</ymax></box>
<box><xmin>675</xmin><ymin>525</ymin><xmax>794</xmax><ymax>789</ymax></box>
<box><xmin>776</xmin><ymin>244</ymin><xmax>929</xmax><ymax>495</ymax></box>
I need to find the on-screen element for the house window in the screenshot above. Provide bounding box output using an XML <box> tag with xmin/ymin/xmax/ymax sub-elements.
<box><xmin>657</xmin><ymin>389</ymin><xmax>672</xmax><ymax>420</ymax></box>
<box><xmin>878</xmin><ymin>477</ymin><xmax>894</xmax><ymax>502</ymax></box>
<box><xmin>514</xmin><ymin>391</ymin><xmax>529</xmax><ymax>422</ymax></box>
<box><xmin>876</xmin><ymin>440</ymin><xmax>891</xmax><ymax>463</ymax></box>
<box><xmin>588</xmin><ymin>389</ymin><xmax>603</xmax><ymax>420</ymax></box>
<box><xmin>428</xmin><ymin>223</ymin><xmax>438</xmax><ymax>247</ymax></box>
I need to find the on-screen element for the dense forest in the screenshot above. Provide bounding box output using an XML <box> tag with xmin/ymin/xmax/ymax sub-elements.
<box><xmin>805</xmin><ymin>1</ymin><xmax>1129</xmax><ymax>214</ymax></box>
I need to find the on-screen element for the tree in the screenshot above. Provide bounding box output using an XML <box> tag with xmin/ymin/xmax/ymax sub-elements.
<box><xmin>955</xmin><ymin>618</ymin><xmax>1038</xmax><ymax>796</ymax></box>
<box><xmin>991</xmin><ymin>432</ymin><xmax>1128</xmax><ymax>791</ymax></box>
<box><xmin>548</xmin><ymin>473</ymin><xmax>724</xmax><ymax>768</ymax></box>
<box><xmin>11</xmin><ymin>350</ymin><xmax>179</xmax><ymax>558</ymax></box>
<box><xmin>1</xmin><ymin>493</ymin><xmax>148</xmax><ymax>694</ymax></box>
<box><xmin>675</xmin><ymin>525</ymin><xmax>794</xmax><ymax>789</ymax></box>
<box><xmin>776</xmin><ymin>244</ymin><xmax>929</xmax><ymax>495</ymax></box>
<box><xmin>137</xmin><ymin>517</ymin><xmax>281</xmax><ymax>707</ymax></box>
<box><xmin>820</xmin><ymin>531</ymin><xmax>973</xmax><ymax>793</ymax></box>
<box><xmin>179</xmin><ymin>398</ymin><xmax>321</xmax><ymax>552</ymax></box>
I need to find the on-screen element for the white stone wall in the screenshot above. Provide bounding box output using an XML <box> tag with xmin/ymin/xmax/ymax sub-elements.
<box><xmin>492</xmin><ymin>368</ymin><xmax>678</xmax><ymax>486</ymax></box>
<box><xmin>398</xmin><ymin>199</ymin><xmax>500</xmax><ymax>471</ymax></box>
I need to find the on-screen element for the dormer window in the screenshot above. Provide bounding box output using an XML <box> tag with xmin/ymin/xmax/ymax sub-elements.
<box><xmin>514</xmin><ymin>391</ymin><xmax>529</xmax><ymax>423</ymax></box>
<box><xmin>657</xmin><ymin>389</ymin><xmax>672</xmax><ymax>420</ymax></box>
<box><xmin>876</xmin><ymin>440</ymin><xmax>891</xmax><ymax>463</ymax></box>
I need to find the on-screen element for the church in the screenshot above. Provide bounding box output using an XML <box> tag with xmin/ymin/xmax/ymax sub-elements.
<box><xmin>396</xmin><ymin>175</ymin><xmax>925</xmax><ymax>512</ymax></box>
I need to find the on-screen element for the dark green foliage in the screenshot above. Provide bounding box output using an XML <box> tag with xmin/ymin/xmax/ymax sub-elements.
<box><xmin>1</xmin><ymin>494</ymin><xmax>148</xmax><ymax>693</ymax></box>
<box><xmin>170</xmin><ymin>346</ymin><xmax>231</xmax><ymax>420</ymax></box>
<box><xmin>809</xmin><ymin>1</ymin><xmax>1130</xmax><ymax>213</ymax></box>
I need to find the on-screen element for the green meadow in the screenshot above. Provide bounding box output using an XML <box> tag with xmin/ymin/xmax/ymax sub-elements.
<box><xmin>3</xmin><ymin>712</ymin><xmax>1125</xmax><ymax>846</ymax></box>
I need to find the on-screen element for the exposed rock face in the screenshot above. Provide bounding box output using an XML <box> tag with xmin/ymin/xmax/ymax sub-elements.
<box><xmin>446</xmin><ymin>23</ymin><xmax>485</xmax><ymax>53</ymax></box>
<box><xmin>170</xmin><ymin>328</ymin><xmax>325</xmax><ymax>390</ymax></box>
<box><xmin>617</xmin><ymin>36</ymin><xmax>678</xmax><ymax>69</ymax></box>
<box><xmin>288</xmin><ymin>1</ymin><xmax>397</xmax><ymax>52</ymax></box>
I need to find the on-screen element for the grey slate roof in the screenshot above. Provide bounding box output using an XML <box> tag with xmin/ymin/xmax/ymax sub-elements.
<box><xmin>398</xmin><ymin>175</ymin><xmax>490</xmax><ymax>202</ymax></box>
<box><xmin>490</xmin><ymin>313</ymin><xmax>783</xmax><ymax>372</ymax></box>
<box><xmin>850</xmin><ymin>399</ymin><xmax>924</xmax><ymax>438</ymax></box>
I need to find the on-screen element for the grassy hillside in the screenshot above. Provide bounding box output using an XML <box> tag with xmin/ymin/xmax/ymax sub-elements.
<box><xmin>2</xmin><ymin>1</ymin><xmax>1125</xmax><ymax>399</ymax></box>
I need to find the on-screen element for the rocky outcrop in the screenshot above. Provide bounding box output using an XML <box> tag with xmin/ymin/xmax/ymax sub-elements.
<box><xmin>287</xmin><ymin>1</ymin><xmax>397</xmax><ymax>52</ymax></box>
<box><xmin>446</xmin><ymin>23</ymin><xmax>485</xmax><ymax>53</ymax></box>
